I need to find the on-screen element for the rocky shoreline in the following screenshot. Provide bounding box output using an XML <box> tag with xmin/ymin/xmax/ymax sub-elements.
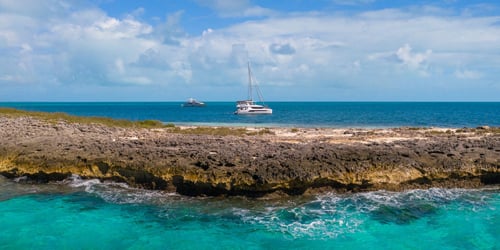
<box><xmin>0</xmin><ymin>115</ymin><xmax>499</xmax><ymax>197</ymax></box>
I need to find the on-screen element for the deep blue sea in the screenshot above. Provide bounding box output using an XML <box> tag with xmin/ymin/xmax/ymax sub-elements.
<box><xmin>1</xmin><ymin>102</ymin><xmax>499</xmax><ymax>249</ymax></box>
<box><xmin>1</xmin><ymin>101</ymin><xmax>499</xmax><ymax>128</ymax></box>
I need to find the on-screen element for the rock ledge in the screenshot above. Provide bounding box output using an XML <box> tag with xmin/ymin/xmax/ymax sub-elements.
<box><xmin>1</xmin><ymin>116</ymin><xmax>499</xmax><ymax>197</ymax></box>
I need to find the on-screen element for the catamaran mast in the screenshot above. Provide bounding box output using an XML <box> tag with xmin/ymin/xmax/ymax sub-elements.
<box><xmin>247</xmin><ymin>60</ymin><xmax>266</xmax><ymax>104</ymax></box>
<box><xmin>247</xmin><ymin>61</ymin><xmax>252</xmax><ymax>101</ymax></box>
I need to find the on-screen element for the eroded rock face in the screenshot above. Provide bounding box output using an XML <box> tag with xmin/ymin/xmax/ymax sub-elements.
<box><xmin>0</xmin><ymin>116</ymin><xmax>499</xmax><ymax>197</ymax></box>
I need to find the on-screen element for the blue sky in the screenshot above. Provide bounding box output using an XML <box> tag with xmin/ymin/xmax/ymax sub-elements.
<box><xmin>1</xmin><ymin>0</ymin><xmax>500</xmax><ymax>101</ymax></box>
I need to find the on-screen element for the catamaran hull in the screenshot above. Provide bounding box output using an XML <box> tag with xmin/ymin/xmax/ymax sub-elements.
<box><xmin>234</xmin><ymin>109</ymin><xmax>272</xmax><ymax>115</ymax></box>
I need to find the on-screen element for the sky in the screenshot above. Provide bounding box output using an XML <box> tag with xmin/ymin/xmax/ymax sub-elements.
<box><xmin>1</xmin><ymin>0</ymin><xmax>500</xmax><ymax>101</ymax></box>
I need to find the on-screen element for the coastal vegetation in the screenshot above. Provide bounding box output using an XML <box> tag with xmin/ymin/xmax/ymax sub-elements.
<box><xmin>0</xmin><ymin>107</ymin><xmax>164</xmax><ymax>128</ymax></box>
<box><xmin>164</xmin><ymin>126</ymin><xmax>274</xmax><ymax>136</ymax></box>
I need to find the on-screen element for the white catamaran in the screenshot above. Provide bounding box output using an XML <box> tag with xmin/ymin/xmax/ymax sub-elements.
<box><xmin>234</xmin><ymin>61</ymin><xmax>272</xmax><ymax>115</ymax></box>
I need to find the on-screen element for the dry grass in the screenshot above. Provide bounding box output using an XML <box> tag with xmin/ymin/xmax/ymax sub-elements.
<box><xmin>424</xmin><ymin>130</ymin><xmax>454</xmax><ymax>136</ymax></box>
<box><xmin>475</xmin><ymin>127</ymin><xmax>500</xmax><ymax>134</ymax></box>
<box><xmin>0</xmin><ymin>107</ymin><xmax>169</xmax><ymax>128</ymax></box>
<box><xmin>165</xmin><ymin>126</ymin><xmax>274</xmax><ymax>136</ymax></box>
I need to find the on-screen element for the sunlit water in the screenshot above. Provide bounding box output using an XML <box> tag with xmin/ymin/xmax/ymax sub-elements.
<box><xmin>1</xmin><ymin>175</ymin><xmax>498</xmax><ymax>249</ymax></box>
<box><xmin>1</xmin><ymin>102</ymin><xmax>500</xmax><ymax>128</ymax></box>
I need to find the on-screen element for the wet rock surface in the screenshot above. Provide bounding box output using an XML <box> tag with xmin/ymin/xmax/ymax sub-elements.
<box><xmin>0</xmin><ymin>116</ymin><xmax>499</xmax><ymax>197</ymax></box>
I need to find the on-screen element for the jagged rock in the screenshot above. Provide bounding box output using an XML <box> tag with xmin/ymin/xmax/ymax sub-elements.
<box><xmin>0</xmin><ymin>116</ymin><xmax>499</xmax><ymax>197</ymax></box>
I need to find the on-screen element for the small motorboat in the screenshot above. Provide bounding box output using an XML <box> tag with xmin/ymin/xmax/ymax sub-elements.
<box><xmin>182</xmin><ymin>98</ymin><xmax>206</xmax><ymax>107</ymax></box>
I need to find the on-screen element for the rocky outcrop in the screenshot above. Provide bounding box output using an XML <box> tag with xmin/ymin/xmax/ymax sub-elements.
<box><xmin>0</xmin><ymin>116</ymin><xmax>499</xmax><ymax>197</ymax></box>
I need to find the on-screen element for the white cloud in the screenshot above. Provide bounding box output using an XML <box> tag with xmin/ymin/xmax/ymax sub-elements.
<box><xmin>196</xmin><ymin>0</ymin><xmax>275</xmax><ymax>17</ymax></box>
<box><xmin>269</xmin><ymin>43</ymin><xmax>296</xmax><ymax>55</ymax></box>
<box><xmin>115</xmin><ymin>58</ymin><xmax>125</xmax><ymax>74</ymax></box>
<box><xmin>1</xmin><ymin>2</ymin><xmax>500</xmax><ymax>101</ymax></box>
<box><xmin>454</xmin><ymin>69</ymin><xmax>483</xmax><ymax>79</ymax></box>
<box><xmin>0</xmin><ymin>3</ymin><xmax>159</xmax><ymax>87</ymax></box>
<box><xmin>20</xmin><ymin>43</ymin><xmax>32</xmax><ymax>53</ymax></box>
<box><xmin>395</xmin><ymin>44</ymin><xmax>432</xmax><ymax>69</ymax></box>
<box><xmin>120</xmin><ymin>76</ymin><xmax>152</xmax><ymax>85</ymax></box>
<box><xmin>154</xmin><ymin>10</ymin><xmax>185</xmax><ymax>45</ymax></box>
<box><xmin>0</xmin><ymin>0</ymin><xmax>72</xmax><ymax>18</ymax></box>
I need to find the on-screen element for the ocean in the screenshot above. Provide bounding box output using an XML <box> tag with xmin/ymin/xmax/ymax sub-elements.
<box><xmin>1</xmin><ymin>102</ymin><xmax>499</xmax><ymax>249</ymax></box>
<box><xmin>1</xmin><ymin>176</ymin><xmax>498</xmax><ymax>250</ymax></box>
<box><xmin>1</xmin><ymin>101</ymin><xmax>500</xmax><ymax>128</ymax></box>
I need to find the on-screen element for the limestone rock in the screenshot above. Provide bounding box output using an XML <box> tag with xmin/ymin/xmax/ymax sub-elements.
<box><xmin>0</xmin><ymin>116</ymin><xmax>499</xmax><ymax>197</ymax></box>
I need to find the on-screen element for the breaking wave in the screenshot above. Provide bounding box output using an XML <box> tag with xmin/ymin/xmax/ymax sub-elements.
<box><xmin>56</xmin><ymin>175</ymin><xmax>500</xmax><ymax>239</ymax></box>
<box><xmin>60</xmin><ymin>174</ymin><xmax>179</xmax><ymax>205</ymax></box>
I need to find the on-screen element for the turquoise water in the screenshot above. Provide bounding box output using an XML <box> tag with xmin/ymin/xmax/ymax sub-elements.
<box><xmin>1</xmin><ymin>102</ymin><xmax>500</xmax><ymax>128</ymax></box>
<box><xmin>1</xmin><ymin>176</ymin><xmax>499</xmax><ymax>249</ymax></box>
